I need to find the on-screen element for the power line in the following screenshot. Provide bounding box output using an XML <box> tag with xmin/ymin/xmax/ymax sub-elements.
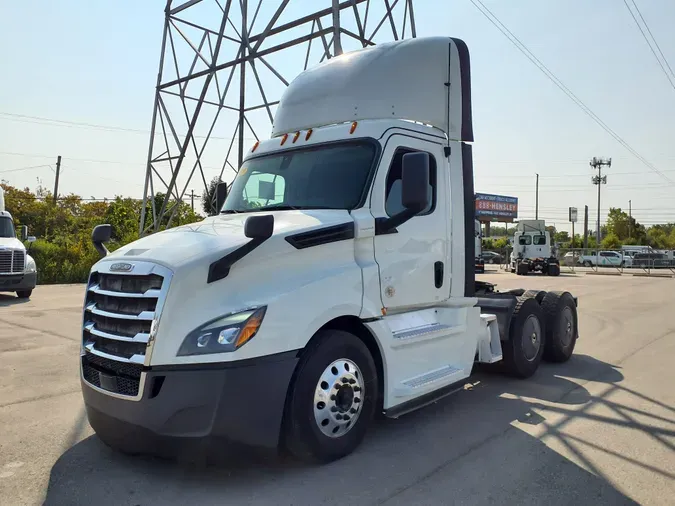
<box><xmin>0</xmin><ymin>111</ymin><xmax>257</xmax><ymax>142</ymax></box>
<box><xmin>0</xmin><ymin>164</ymin><xmax>53</xmax><ymax>174</ymax></box>
<box><xmin>467</xmin><ymin>0</ymin><xmax>674</xmax><ymax>184</ymax></box>
<box><xmin>623</xmin><ymin>0</ymin><xmax>675</xmax><ymax>90</ymax></box>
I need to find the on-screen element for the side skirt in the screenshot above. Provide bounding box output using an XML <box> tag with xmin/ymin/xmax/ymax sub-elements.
<box><xmin>383</xmin><ymin>378</ymin><xmax>474</xmax><ymax>419</ymax></box>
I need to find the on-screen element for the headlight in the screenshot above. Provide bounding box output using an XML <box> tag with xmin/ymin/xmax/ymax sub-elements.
<box><xmin>177</xmin><ymin>307</ymin><xmax>266</xmax><ymax>356</ymax></box>
<box><xmin>25</xmin><ymin>255</ymin><xmax>36</xmax><ymax>273</ymax></box>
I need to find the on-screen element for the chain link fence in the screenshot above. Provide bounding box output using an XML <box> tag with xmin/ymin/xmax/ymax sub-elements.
<box><xmin>479</xmin><ymin>246</ymin><xmax>675</xmax><ymax>275</ymax></box>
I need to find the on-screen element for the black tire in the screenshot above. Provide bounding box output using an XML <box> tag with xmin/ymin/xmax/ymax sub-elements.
<box><xmin>547</xmin><ymin>263</ymin><xmax>560</xmax><ymax>276</ymax></box>
<box><xmin>583</xmin><ymin>261</ymin><xmax>592</xmax><ymax>267</ymax></box>
<box><xmin>16</xmin><ymin>290</ymin><xmax>32</xmax><ymax>299</ymax></box>
<box><xmin>283</xmin><ymin>329</ymin><xmax>378</xmax><ymax>463</ymax></box>
<box><xmin>522</xmin><ymin>289</ymin><xmax>547</xmax><ymax>304</ymax></box>
<box><xmin>502</xmin><ymin>297</ymin><xmax>546</xmax><ymax>378</ymax></box>
<box><xmin>517</xmin><ymin>262</ymin><xmax>529</xmax><ymax>276</ymax></box>
<box><xmin>541</xmin><ymin>291</ymin><xmax>578</xmax><ymax>363</ymax></box>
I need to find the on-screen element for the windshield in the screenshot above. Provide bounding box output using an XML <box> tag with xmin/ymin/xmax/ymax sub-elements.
<box><xmin>222</xmin><ymin>141</ymin><xmax>377</xmax><ymax>213</ymax></box>
<box><xmin>0</xmin><ymin>217</ymin><xmax>15</xmax><ymax>238</ymax></box>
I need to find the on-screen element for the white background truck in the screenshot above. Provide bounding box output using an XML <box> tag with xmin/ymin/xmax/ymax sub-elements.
<box><xmin>510</xmin><ymin>220</ymin><xmax>561</xmax><ymax>276</ymax></box>
<box><xmin>0</xmin><ymin>187</ymin><xmax>37</xmax><ymax>298</ymax></box>
<box><xmin>80</xmin><ymin>37</ymin><xmax>579</xmax><ymax>464</ymax></box>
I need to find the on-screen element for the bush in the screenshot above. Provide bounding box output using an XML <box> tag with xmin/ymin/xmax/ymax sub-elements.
<box><xmin>2</xmin><ymin>183</ymin><xmax>201</xmax><ymax>284</ymax></box>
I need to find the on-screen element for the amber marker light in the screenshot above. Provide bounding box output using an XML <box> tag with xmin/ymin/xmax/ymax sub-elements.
<box><xmin>251</xmin><ymin>141</ymin><xmax>259</xmax><ymax>152</ymax></box>
<box><xmin>280</xmin><ymin>133</ymin><xmax>289</xmax><ymax>145</ymax></box>
<box><xmin>305</xmin><ymin>128</ymin><xmax>313</xmax><ymax>140</ymax></box>
<box><xmin>349</xmin><ymin>121</ymin><xmax>358</xmax><ymax>134</ymax></box>
<box><xmin>292</xmin><ymin>131</ymin><xmax>301</xmax><ymax>143</ymax></box>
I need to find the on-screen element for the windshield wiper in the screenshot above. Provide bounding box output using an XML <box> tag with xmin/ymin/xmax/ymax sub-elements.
<box><xmin>220</xmin><ymin>209</ymin><xmax>241</xmax><ymax>214</ymax></box>
<box><xmin>254</xmin><ymin>204</ymin><xmax>333</xmax><ymax>212</ymax></box>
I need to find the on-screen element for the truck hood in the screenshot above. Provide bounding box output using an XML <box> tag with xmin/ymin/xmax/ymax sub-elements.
<box><xmin>105</xmin><ymin>210</ymin><xmax>354</xmax><ymax>270</ymax></box>
<box><xmin>0</xmin><ymin>237</ymin><xmax>25</xmax><ymax>250</ymax></box>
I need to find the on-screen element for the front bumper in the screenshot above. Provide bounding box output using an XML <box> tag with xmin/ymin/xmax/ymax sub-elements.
<box><xmin>0</xmin><ymin>272</ymin><xmax>36</xmax><ymax>292</ymax></box>
<box><xmin>81</xmin><ymin>350</ymin><xmax>299</xmax><ymax>457</ymax></box>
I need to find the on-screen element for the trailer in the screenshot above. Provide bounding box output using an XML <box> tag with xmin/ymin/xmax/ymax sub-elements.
<box><xmin>80</xmin><ymin>37</ymin><xmax>579</xmax><ymax>464</ymax></box>
<box><xmin>509</xmin><ymin>220</ymin><xmax>560</xmax><ymax>276</ymax></box>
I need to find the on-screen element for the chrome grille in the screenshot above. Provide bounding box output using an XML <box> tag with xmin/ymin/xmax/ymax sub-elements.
<box><xmin>0</xmin><ymin>250</ymin><xmax>25</xmax><ymax>274</ymax></box>
<box><xmin>81</xmin><ymin>262</ymin><xmax>172</xmax><ymax>399</ymax></box>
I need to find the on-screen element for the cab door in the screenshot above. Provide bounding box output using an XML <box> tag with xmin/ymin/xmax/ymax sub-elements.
<box><xmin>370</xmin><ymin>135</ymin><xmax>449</xmax><ymax>310</ymax></box>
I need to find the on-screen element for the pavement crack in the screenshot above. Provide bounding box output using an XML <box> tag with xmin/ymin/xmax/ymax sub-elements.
<box><xmin>0</xmin><ymin>389</ymin><xmax>81</xmax><ymax>409</ymax></box>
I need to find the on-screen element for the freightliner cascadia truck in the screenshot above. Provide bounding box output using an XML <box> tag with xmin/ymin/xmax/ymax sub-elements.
<box><xmin>81</xmin><ymin>37</ymin><xmax>579</xmax><ymax>463</ymax></box>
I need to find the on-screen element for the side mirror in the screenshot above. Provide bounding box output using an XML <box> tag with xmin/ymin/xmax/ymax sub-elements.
<box><xmin>244</xmin><ymin>214</ymin><xmax>274</xmax><ymax>240</ymax></box>
<box><xmin>92</xmin><ymin>224</ymin><xmax>112</xmax><ymax>258</ymax></box>
<box><xmin>401</xmin><ymin>152</ymin><xmax>430</xmax><ymax>212</ymax></box>
<box><xmin>19</xmin><ymin>225</ymin><xmax>28</xmax><ymax>242</ymax></box>
<box><xmin>215</xmin><ymin>182</ymin><xmax>228</xmax><ymax>214</ymax></box>
<box><xmin>375</xmin><ymin>152</ymin><xmax>430</xmax><ymax>235</ymax></box>
<box><xmin>27</xmin><ymin>236</ymin><xmax>36</xmax><ymax>244</ymax></box>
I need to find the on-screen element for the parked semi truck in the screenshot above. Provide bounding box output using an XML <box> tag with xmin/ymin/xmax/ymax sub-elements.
<box><xmin>509</xmin><ymin>220</ymin><xmax>560</xmax><ymax>276</ymax></box>
<box><xmin>0</xmin><ymin>187</ymin><xmax>37</xmax><ymax>298</ymax></box>
<box><xmin>80</xmin><ymin>37</ymin><xmax>579</xmax><ymax>463</ymax></box>
<box><xmin>474</xmin><ymin>219</ymin><xmax>484</xmax><ymax>273</ymax></box>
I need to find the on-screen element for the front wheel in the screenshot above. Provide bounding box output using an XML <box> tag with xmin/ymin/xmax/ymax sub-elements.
<box><xmin>283</xmin><ymin>330</ymin><xmax>378</xmax><ymax>463</ymax></box>
<box><xmin>16</xmin><ymin>290</ymin><xmax>32</xmax><ymax>299</ymax></box>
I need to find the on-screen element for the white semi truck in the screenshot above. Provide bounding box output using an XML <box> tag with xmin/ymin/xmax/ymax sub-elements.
<box><xmin>474</xmin><ymin>219</ymin><xmax>484</xmax><ymax>273</ymax></box>
<box><xmin>509</xmin><ymin>220</ymin><xmax>561</xmax><ymax>276</ymax></box>
<box><xmin>0</xmin><ymin>187</ymin><xmax>37</xmax><ymax>298</ymax></box>
<box><xmin>80</xmin><ymin>37</ymin><xmax>579</xmax><ymax>463</ymax></box>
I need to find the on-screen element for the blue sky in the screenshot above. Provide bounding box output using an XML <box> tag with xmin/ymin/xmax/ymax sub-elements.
<box><xmin>1</xmin><ymin>0</ymin><xmax>674</xmax><ymax>233</ymax></box>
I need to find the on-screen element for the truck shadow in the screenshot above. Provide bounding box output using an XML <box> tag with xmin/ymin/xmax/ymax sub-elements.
<box><xmin>0</xmin><ymin>293</ymin><xmax>27</xmax><ymax>306</ymax></box>
<box><xmin>43</xmin><ymin>354</ymin><xmax>659</xmax><ymax>505</ymax></box>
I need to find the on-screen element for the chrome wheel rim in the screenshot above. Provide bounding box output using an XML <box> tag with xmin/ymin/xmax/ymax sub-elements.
<box><xmin>313</xmin><ymin>359</ymin><xmax>364</xmax><ymax>438</ymax></box>
<box><xmin>522</xmin><ymin>315</ymin><xmax>542</xmax><ymax>361</ymax></box>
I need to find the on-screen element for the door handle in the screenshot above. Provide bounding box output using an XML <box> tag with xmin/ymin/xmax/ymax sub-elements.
<box><xmin>434</xmin><ymin>261</ymin><xmax>444</xmax><ymax>288</ymax></box>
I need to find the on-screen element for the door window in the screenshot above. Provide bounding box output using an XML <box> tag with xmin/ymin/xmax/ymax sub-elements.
<box><xmin>384</xmin><ymin>148</ymin><xmax>437</xmax><ymax>217</ymax></box>
<box><xmin>518</xmin><ymin>235</ymin><xmax>532</xmax><ymax>245</ymax></box>
<box><xmin>533</xmin><ymin>235</ymin><xmax>546</xmax><ymax>245</ymax></box>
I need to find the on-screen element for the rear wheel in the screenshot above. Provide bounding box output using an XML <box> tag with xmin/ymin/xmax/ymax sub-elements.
<box><xmin>541</xmin><ymin>291</ymin><xmax>578</xmax><ymax>363</ymax></box>
<box><xmin>16</xmin><ymin>290</ymin><xmax>32</xmax><ymax>299</ymax></box>
<box><xmin>522</xmin><ymin>289</ymin><xmax>546</xmax><ymax>304</ymax></box>
<box><xmin>516</xmin><ymin>262</ymin><xmax>529</xmax><ymax>276</ymax></box>
<box><xmin>547</xmin><ymin>263</ymin><xmax>561</xmax><ymax>276</ymax></box>
<box><xmin>502</xmin><ymin>297</ymin><xmax>545</xmax><ymax>378</ymax></box>
<box><xmin>283</xmin><ymin>330</ymin><xmax>377</xmax><ymax>463</ymax></box>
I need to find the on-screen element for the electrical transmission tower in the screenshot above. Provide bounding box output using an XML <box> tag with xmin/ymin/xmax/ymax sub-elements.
<box><xmin>140</xmin><ymin>0</ymin><xmax>417</xmax><ymax>236</ymax></box>
<box><xmin>590</xmin><ymin>156</ymin><xmax>610</xmax><ymax>247</ymax></box>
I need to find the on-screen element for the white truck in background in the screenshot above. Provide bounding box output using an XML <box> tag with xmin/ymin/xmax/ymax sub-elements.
<box><xmin>510</xmin><ymin>220</ymin><xmax>560</xmax><ymax>276</ymax></box>
<box><xmin>474</xmin><ymin>219</ymin><xmax>484</xmax><ymax>273</ymax></box>
<box><xmin>80</xmin><ymin>37</ymin><xmax>579</xmax><ymax>464</ymax></box>
<box><xmin>0</xmin><ymin>187</ymin><xmax>37</xmax><ymax>299</ymax></box>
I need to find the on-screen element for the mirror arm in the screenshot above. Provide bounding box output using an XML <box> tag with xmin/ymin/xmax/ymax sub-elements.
<box><xmin>93</xmin><ymin>242</ymin><xmax>109</xmax><ymax>258</ymax></box>
<box><xmin>375</xmin><ymin>207</ymin><xmax>421</xmax><ymax>235</ymax></box>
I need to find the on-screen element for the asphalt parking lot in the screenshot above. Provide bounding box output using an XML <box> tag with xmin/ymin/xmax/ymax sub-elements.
<box><xmin>1</xmin><ymin>273</ymin><xmax>674</xmax><ymax>506</ymax></box>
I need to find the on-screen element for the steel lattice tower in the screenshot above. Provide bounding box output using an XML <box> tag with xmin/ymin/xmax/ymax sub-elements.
<box><xmin>140</xmin><ymin>0</ymin><xmax>417</xmax><ymax>235</ymax></box>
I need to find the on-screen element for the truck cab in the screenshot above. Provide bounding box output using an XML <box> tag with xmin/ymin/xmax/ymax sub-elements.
<box><xmin>0</xmin><ymin>187</ymin><xmax>37</xmax><ymax>299</ymax></box>
<box><xmin>509</xmin><ymin>220</ymin><xmax>560</xmax><ymax>276</ymax></box>
<box><xmin>80</xmin><ymin>37</ymin><xmax>578</xmax><ymax>463</ymax></box>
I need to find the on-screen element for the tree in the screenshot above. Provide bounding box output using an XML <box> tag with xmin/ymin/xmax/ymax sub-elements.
<box><xmin>202</xmin><ymin>176</ymin><xmax>223</xmax><ymax>216</ymax></box>
<box><xmin>606</xmin><ymin>207</ymin><xmax>646</xmax><ymax>243</ymax></box>
<box><xmin>601</xmin><ymin>232</ymin><xmax>621</xmax><ymax>249</ymax></box>
<box><xmin>554</xmin><ymin>231</ymin><xmax>570</xmax><ymax>244</ymax></box>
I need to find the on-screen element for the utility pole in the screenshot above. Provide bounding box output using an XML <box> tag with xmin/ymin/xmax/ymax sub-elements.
<box><xmin>190</xmin><ymin>189</ymin><xmax>195</xmax><ymax>211</ymax></box>
<box><xmin>628</xmin><ymin>199</ymin><xmax>632</xmax><ymax>240</ymax></box>
<box><xmin>535</xmin><ymin>173</ymin><xmax>539</xmax><ymax>220</ymax></box>
<box><xmin>53</xmin><ymin>155</ymin><xmax>62</xmax><ymax>204</ymax></box>
<box><xmin>590</xmin><ymin>157</ymin><xmax>610</xmax><ymax>247</ymax></box>
<box><xmin>583</xmin><ymin>205</ymin><xmax>589</xmax><ymax>249</ymax></box>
